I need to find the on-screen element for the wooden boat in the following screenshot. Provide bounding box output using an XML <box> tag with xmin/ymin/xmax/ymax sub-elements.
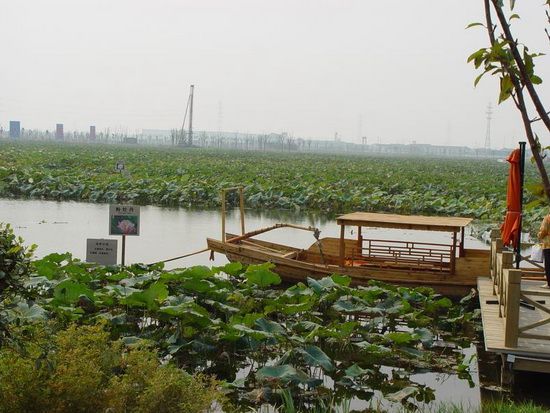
<box><xmin>207</xmin><ymin>188</ymin><xmax>491</xmax><ymax>296</ymax></box>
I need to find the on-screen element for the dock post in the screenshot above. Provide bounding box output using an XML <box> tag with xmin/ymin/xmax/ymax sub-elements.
<box><xmin>490</xmin><ymin>234</ymin><xmax>504</xmax><ymax>293</ymax></box>
<box><xmin>504</xmin><ymin>269</ymin><xmax>521</xmax><ymax>348</ymax></box>
<box><xmin>496</xmin><ymin>251</ymin><xmax>513</xmax><ymax>301</ymax></box>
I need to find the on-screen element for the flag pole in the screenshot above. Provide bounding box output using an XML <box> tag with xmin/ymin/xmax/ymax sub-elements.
<box><xmin>515</xmin><ymin>141</ymin><xmax>526</xmax><ymax>269</ymax></box>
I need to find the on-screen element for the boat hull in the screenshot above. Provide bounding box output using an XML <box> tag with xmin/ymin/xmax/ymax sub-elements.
<box><xmin>207</xmin><ymin>236</ymin><xmax>491</xmax><ymax>297</ymax></box>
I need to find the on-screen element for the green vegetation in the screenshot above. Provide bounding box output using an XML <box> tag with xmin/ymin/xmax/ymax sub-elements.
<box><xmin>1</xmin><ymin>226</ymin><xmax>549</xmax><ymax>411</ymax></box>
<box><xmin>3</xmin><ymin>248</ymin><xmax>479</xmax><ymax>411</ymax></box>
<box><xmin>0</xmin><ymin>323</ymin><xmax>222</xmax><ymax>413</ymax></box>
<box><xmin>0</xmin><ymin>141</ymin><xmax>545</xmax><ymax>231</ymax></box>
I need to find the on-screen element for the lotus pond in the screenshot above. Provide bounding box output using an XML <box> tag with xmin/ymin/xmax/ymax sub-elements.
<box><xmin>0</xmin><ymin>140</ymin><xmax>545</xmax><ymax>233</ymax></box>
<box><xmin>2</xmin><ymin>240</ymin><xmax>480</xmax><ymax>412</ymax></box>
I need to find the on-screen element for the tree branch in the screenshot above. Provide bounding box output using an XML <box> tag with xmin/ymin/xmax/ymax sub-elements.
<box><xmin>491</xmin><ymin>0</ymin><xmax>550</xmax><ymax>133</ymax></box>
<box><xmin>531</xmin><ymin>112</ymin><xmax>550</xmax><ymax>123</ymax></box>
<box><xmin>483</xmin><ymin>0</ymin><xmax>550</xmax><ymax>201</ymax></box>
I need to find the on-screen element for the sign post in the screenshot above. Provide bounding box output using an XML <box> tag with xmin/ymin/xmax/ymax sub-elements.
<box><xmin>86</xmin><ymin>239</ymin><xmax>118</xmax><ymax>266</ymax></box>
<box><xmin>115</xmin><ymin>160</ymin><xmax>125</xmax><ymax>173</ymax></box>
<box><xmin>109</xmin><ymin>205</ymin><xmax>140</xmax><ymax>266</ymax></box>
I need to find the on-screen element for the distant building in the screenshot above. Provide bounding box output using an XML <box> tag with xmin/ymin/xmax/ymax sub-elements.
<box><xmin>55</xmin><ymin>124</ymin><xmax>64</xmax><ymax>140</ymax></box>
<box><xmin>9</xmin><ymin>121</ymin><xmax>20</xmax><ymax>138</ymax></box>
<box><xmin>90</xmin><ymin>126</ymin><xmax>96</xmax><ymax>140</ymax></box>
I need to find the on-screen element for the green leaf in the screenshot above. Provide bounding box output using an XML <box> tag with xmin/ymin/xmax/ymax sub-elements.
<box><xmin>332</xmin><ymin>296</ymin><xmax>367</xmax><ymax>313</ymax></box>
<box><xmin>467</xmin><ymin>48</ymin><xmax>485</xmax><ymax>64</ymax></box>
<box><xmin>8</xmin><ymin>301</ymin><xmax>47</xmax><ymax>322</ymax></box>
<box><xmin>331</xmin><ymin>274</ymin><xmax>351</xmax><ymax>287</ymax></box>
<box><xmin>54</xmin><ymin>280</ymin><xmax>95</xmax><ymax>305</ymax></box>
<box><xmin>414</xmin><ymin>328</ymin><xmax>434</xmax><ymax>347</ymax></box>
<box><xmin>280</xmin><ymin>301</ymin><xmax>314</xmax><ymax>314</ymax></box>
<box><xmin>244</xmin><ymin>262</ymin><xmax>281</xmax><ymax>287</ymax></box>
<box><xmin>299</xmin><ymin>345</ymin><xmax>334</xmax><ymax>372</ymax></box>
<box><xmin>531</xmin><ymin>75</ymin><xmax>543</xmax><ymax>85</ymax></box>
<box><xmin>33</xmin><ymin>259</ymin><xmax>59</xmax><ymax>279</ymax></box>
<box><xmin>474</xmin><ymin>71</ymin><xmax>486</xmax><ymax>87</ymax></box>
<box><xmin>214</xmin><ymin>262</ymin><xmax>243</xmax><ymax>276</ymax></box>
<box><xmin>386</xmin><ymin>386</ymin><xmax>418</xmax><ymax>402</ymax></box>
<box><xmin>385</xmin><ymin>332</ymin><xmax>415</xmax><ymax>345</ymax></box>
<box><xmin>509</xmin><ymin>13</ymin><xmax>520</xmax><ymax>20</ymax></box>
<box><xmin>525</xmin><ymin>199</ymin><xmax>543</xmax><ymax>211</ymax></box>
<box><xmin>498</xmin><ymin>75</ymin><xmax>514</xmax><ymax>103</ymax></box>
<box><xmin>525</xmin><ymin>182</ymin><xmax>545</xmax><ymax>197</ymax></box>
<box><xmin>344</xmin><ymin>363</ymin><xmax>369</xmax><ymax>378</ymax></box>
<box><xmin>255</xmin><ymin>318</ymin><xmax>286</xmax><ymax>335</ymax></box>
<box><xmin>182</xmin><ymin>278</ymin><xmax>215</xmax><ymax>293</ymax></box>
<box><xmin>256</xmin><ymin>365</ymin><xmax>309</xmax><ymax>384</ymax></box>
<box><xmin>353</xmin><ymin>341</ymin><xmax>391</xmax><ymax>354</ymax></box>
<box><xmin>465</xmin><ymin>22</ymin><xmax>484</xmax><ymax>29</ymax></box>
<box><xmin>125</xmin><ymin>281</ymin><xmax>168</xmax><ymax>310</ymax></box>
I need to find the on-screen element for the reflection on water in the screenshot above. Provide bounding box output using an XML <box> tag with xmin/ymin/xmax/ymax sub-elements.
<box><xmin>1</xmin><ymin>198</ymin><xmax>491</xmax><ymax>410</ymax></box>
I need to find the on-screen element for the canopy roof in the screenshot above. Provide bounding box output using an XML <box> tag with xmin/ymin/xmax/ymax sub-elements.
<box><xmin>336</xmin><ymin>212</ymin><xmax>473</xmax><ymax>232</ymax></box>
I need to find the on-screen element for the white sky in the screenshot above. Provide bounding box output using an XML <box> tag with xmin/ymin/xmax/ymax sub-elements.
<box><xmin>0</xmin><ymin>0</ymin><xmax>548</xmax><ymax>147</ymax></box>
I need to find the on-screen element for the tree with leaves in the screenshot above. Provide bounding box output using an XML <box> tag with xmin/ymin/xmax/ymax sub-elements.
<box><xmin>468</xmin><ymin>0</ymin><xmax>550</xmax><ymax>202</ymax></box>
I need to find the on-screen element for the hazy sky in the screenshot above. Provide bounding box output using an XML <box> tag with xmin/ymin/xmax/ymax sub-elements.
<box><xmin>1</xmin><ymin>0</ymin><xmax>549</xmax><ymax>147</ymax></box>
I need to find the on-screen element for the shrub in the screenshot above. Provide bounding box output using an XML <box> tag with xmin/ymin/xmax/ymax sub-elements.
<box><xmin>0</xmin><ymin>222</ymin><xmax>35</xmax><ymax>293</ymax></box>
<box><xmin>0</xmin><ymin>323</ymin><xmax>222</xmax><ymax>413</ymax></box>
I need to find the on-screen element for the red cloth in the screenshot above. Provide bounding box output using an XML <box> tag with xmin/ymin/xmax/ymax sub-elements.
<box><xmin>500</xmin><ymin>149</ymin><xmax>522</xmax><ymax>247</ymax></box>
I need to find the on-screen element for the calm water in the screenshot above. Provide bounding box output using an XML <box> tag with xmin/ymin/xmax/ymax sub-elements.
<box><xmin>0</xmin><ymin>198</ymin><xmax>487</xmax><ymax>269</ymax></box>
<box><xmin>1</xmin><ymin>198</ymin><xmax>488</xmax><ymax>410</ymax></box>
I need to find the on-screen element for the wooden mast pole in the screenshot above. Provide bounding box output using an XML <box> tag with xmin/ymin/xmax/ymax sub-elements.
<box><xmin>339</xmin><ymin>224</ymin><xmax>345</xmax><ymax>266</ymax></box>
<box><xmin>221</xmin><ymin>190</ymin><xmax>226</xmax><ymax>243</ymax></box>
<box><xmin>239</xmin><ymin>186</ymin><xmax>245</xmax><ymax>235</ymax></box>
<box><xmin>451</xmin><ymin>231</ymin><xmax>457</xmax><ymax>274</ymax></box>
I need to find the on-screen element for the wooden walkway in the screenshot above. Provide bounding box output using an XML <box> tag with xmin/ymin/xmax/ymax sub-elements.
<box><xmin>479</xmin><ymin>278</ymin><xmax>550</xmax><ymax>360</ymax></box>
<box><xmin>479</xmin><ymin>232</ymin><xmax>550</xmax><ymax>376</ymax></box>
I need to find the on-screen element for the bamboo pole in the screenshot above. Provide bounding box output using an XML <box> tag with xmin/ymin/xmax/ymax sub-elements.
<box><xmin>225</xmin><ymin>223</ymin><xmax>317</xmax><ymax>244</ymax></box>
<box><xmin>239</xmin><ymin>186</ymin><xmax>245</xmax><ymax>235</ymax></box>
<box><xmin>221</xmin><ymin>190</ymin><xmax>226</xmax><ymax>243</ymax></box>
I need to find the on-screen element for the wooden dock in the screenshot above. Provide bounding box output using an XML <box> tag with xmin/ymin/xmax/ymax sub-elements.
<box><xmin>479</xmin><ymin>233</ymin><xmax>550</xmax><ymax>381</ymax></box>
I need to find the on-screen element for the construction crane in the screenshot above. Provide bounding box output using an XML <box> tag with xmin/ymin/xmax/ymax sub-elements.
<box><xmin>178</xmin><ymin>85</ymin><xmax>194</xmax><ymax>146</ymax></box>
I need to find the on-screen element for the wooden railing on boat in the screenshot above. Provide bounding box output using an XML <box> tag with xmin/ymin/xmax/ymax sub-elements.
<box><xmin>348</xmin><ymin>238</ymin><xmax>452</xmax><ymax>272</ymax></box>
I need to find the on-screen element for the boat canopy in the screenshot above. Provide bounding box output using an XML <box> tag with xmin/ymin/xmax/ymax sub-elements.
<box><xmin>336</xmin><ymin>212</ymin><xmax>472</xmax><ymax>233</ymax></box>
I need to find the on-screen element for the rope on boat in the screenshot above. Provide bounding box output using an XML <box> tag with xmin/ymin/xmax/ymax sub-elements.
<box><xmin>148</xmin><ymin>247</ymin><xmax>210</xmax><ymax>266</ymax></box>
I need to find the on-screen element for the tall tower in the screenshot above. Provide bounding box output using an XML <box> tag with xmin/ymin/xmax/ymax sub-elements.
<box><xmin>484</xmin><ymin>103</ymin><xmax>492</xmax><ymax>150</ymax></box>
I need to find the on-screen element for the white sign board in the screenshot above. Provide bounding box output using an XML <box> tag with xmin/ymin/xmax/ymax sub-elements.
<box><xmin>115</xmin><ymin>160</ymin><xmax>125</xmax><ymax>172</ymax></box>
<box><xmin>109</xmin><ymin>204</ymin><xmax>140</xmax><ymax>236</ymax></box>
<box><xmin>86</xmin><ymin>239</ymin><xmax>118</xmax><ymax>265</ymax></box>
